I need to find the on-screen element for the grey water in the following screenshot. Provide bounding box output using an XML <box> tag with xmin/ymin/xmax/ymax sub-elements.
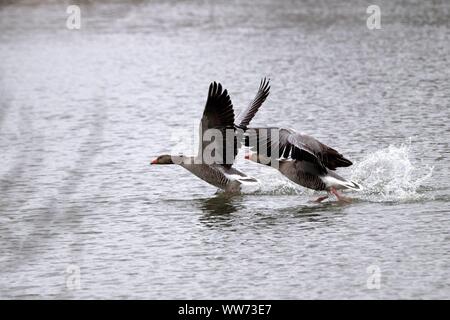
<box><xmin>0</xmin><ymin>0</ymin><xmax>449</xmax><ymax>299</ymax></box>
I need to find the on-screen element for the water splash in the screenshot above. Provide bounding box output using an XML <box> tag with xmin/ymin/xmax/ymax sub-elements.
<box><xmin>239</xmin><ymin>142</ymin><xmax>433</xmax><ymax>202</ymax></box>
<box><xmin>351</xmin><ymin>142</ymin><xmax>433</xmax><ymax>202</ymax></box>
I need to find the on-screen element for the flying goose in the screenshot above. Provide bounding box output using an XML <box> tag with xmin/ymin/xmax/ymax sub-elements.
<box><xmin>245</xmin><ymin>128</ymin><xmax>361</xmax><ymax>202</ymax></box>
<box><xmin>151</xmin><ymin>78</ymin><xmax>270</xmax><ymax>193</ymax></box>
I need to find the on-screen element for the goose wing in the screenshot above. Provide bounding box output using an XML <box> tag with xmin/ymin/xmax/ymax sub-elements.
<box><xmin>246</xmin><ymin>128</ymin><xmax>352</xmax><ymax>173</ymax></box>
<box><xmin>198</xmin><ymin>82</ymin><xmax>236</xmax><ymax>167</ymax></box>
<box><xmin>200</xmin><ymin>82</ymin><xmax>235</xmax><ymax>130</ymax></box>
<box><xmin>235</xmin><ymin>77</ymin><xmax>270</xmax><ymax>129</ymax></box>
<box><xmin>286</xmin><ymin>130</ymin><xmax>352</xmax><ymax>170</ymax></box>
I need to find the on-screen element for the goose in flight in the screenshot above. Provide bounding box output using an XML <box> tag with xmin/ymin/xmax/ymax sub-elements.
<box><xmin>151</xmin><ymin>78</ymin><xmax>270</xmax><ymax>193</ymax></box>
<box><xmin>245</xmin><ymin>127</ymin><xmax>361</xmax><ymax>202</ymax></box>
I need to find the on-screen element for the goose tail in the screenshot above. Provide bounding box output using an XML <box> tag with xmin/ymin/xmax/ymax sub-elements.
<box><xmin>342</xmin><ymin>180</ymin><xmax>363</xmax><ymax>191</ymax></box>
<box><xmin>322</xmin><ymin>175</ymin><xmax>363</xmax><ymax>191</ymax></box>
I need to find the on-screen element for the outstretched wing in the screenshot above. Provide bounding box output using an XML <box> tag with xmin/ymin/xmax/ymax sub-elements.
<box><xmin>286</xmin><ymin>131</ymin><xmax>352</xmax><ymax>170</ymax></box>
<box><xmin>245</xmin><ymin>127</ymin><xmax>327</xmax><ymax>174</ymax></box>
<box><xmin>198</xmin><ymin>82</ymin><xmax>236</xmax><ymax>167</ymax></box>
<box><xmin>235</xmin><ymin>77</ymin><xmax>270</xmax><ymax>129</ymax></box>
<box><xmin>245</xmin><ymin>128</ymin><xmax>352</xmax><ymax>173</ymax></box>
<box><xmin>200</xmin><ymin>82</ymin><xmax>235</xmax><ymax>131</ymax></box>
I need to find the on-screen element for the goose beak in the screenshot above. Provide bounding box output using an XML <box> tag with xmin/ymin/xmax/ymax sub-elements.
<box><xmin>150</xmin><ymin>158</ymin><xmax>158</xmax><ymax>165</ymax></box>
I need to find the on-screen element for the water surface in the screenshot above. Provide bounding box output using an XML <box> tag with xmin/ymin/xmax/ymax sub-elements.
<box><xmin>0</xmin><ymin>0</ymin><xmax>449</xmax><ymax>299</ymax></box>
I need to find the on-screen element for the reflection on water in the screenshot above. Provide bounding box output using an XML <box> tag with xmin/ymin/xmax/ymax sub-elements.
<box><xmin>1</xmin><ymin>0</ymin><xmax>450</xmax><ymax>299</ymax></box>
<box><xmin>276</xmin><ymin>201</ymin><xmax>347</xmax><ymax>229</ymax></box>
<box><xmin>199</xmin><ymin>194</ymin><xmax>242</xmax><ymax>215</ymax></box>
<box><xmin>198</xmin><ymin>194</ymin><xmax>242</xmax><ymax>228</ymax></box>
<box><xmin>199</xmin><ymin>194</ymin><xmax>348</xmax><ymax>231</ymax></box>
<box><xmin>285</xmin><ymin>201</ymin><xmax>346</xmax><ymax>216</ymax></box>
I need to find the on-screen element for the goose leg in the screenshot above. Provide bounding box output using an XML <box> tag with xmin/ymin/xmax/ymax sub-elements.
<box><xmin>314</xmin><ymin>195</ymin><xmax>329</xmax><ymax>203</ymax></box>
<box><xmin>330</xmin><ymin>187</ymin><xmax>352</xmax><ymax>203</ymax></box>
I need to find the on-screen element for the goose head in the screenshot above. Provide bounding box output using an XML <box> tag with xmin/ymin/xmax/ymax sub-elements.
<box><xmin>151</xmin><ymin>154</ymin><xmax>174</xmax><ymax>165</ymax></box>
<box><xmin>245</xmin><ymin>151</ymin><xmax>277</xmax><ymax>167</ymax></box>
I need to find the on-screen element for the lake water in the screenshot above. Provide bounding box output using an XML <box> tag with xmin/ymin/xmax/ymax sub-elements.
<box><xmin>0</xmin><ymin>0</ymin><xmax>449</xmax><ymax>299</ymax></box>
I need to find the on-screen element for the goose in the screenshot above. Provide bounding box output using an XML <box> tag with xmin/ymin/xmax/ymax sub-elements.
<box><xmin>245</xmin><ymin>127</ymin><xmax>362</xmax><ymax>202</ymax></box>
<box><xmin>151</xmin><ymin>78</ymin><xmax>270</xmax><ymax>193</ymax></box>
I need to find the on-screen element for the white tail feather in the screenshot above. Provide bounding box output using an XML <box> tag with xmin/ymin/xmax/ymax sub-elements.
<box><xmin>322</xmin><ymin>175</ymin><xmax>363</xmax><ymax>191</ymax></box>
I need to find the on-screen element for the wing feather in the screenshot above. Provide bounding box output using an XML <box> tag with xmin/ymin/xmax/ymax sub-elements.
<box><xmin>235</xmin><ymin>77</ymin><xmax>270</xmax><ymax>129</ymax></box>
<box><xmin>245</xmin><ymin>127</ymin><xmax>352</xmax><ymax>173</ymax></box>
<box><xmin>198</xmin><ymin>82</ymin><xmax>236</xmax><ymax>167</ymax></box>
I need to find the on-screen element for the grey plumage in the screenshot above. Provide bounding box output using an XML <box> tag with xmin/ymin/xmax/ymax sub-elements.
<box><xmin>235</xmin><ymin>78</ymin><xmax>270</xmax><ymax>129</ymax></box>
<box><xmin>246</xmin><ymin>127</ymin><xmax>359</xmax><ymax>192</ymax></box>
<box><xmin>198</xmin><ymin>81</ymin><xmax>236</xmax><ymax>167</ymax></box>
<box><xmin>153</xmin><ymin>79</ymin><xmax>270</xmax><ymax>192</ymax></box>
<box><xmin>180</xmin><ymin>159</ymin><xmax>255</xmax><ymax>192</ymax></box>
